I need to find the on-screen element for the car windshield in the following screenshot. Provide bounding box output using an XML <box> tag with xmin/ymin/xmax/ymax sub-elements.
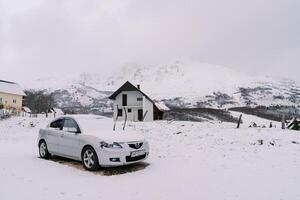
<box><xmin>76</xmin><ymin>117</ymin><xmax>114</xmax><ymax>134</ymax></box>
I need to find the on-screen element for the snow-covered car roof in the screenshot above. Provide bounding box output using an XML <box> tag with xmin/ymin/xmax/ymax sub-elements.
<box><xmin>63</xmin><ymin>115</ymin><xmax>129</xmax><ymax>133</ymax></box>
<box><xmin>66</xmin><ymin>114</ymin><xmax>105</xmax><ymax>121</ymax></box>
<box><xmin>48</xmin><ymin>114</ymin><xmax>141</xmax><ymax>135</ymax></box>
<box><xmin>61</xmin><ymin>115</ymin><xmax>144</xmax><ymax>141</ymax></box>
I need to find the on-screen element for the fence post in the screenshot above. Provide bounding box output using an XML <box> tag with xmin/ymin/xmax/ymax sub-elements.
<box><xmin>123</xmin><ymin>107</ymin><xmax>127</xmax><ymax>130</ymax></box>
<box><xmin>281</xmin><ymin>115</ymin><xmax>285</xmax><ymax>129</ymax></box>
<box><xmin>237</xmin><ymin>114</ymin><xmax>242</xmax><ymax>128</ymax></box>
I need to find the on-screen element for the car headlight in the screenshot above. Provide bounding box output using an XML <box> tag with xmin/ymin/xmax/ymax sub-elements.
<box><xmin>100</xmin><ymin>141</ymin><xmax>123</xmax><ymax>149</ymax></box>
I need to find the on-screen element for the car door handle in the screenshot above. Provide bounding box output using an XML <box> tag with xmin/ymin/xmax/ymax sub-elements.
<box><xmin>60</xmin><ymin>134</ymin><xmax>65</xmax><ymax>138</ymax></box>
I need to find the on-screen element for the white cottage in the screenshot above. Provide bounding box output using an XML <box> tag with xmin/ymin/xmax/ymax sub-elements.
<box><xmin>109</xmin><ymin>81</ymin><xmax>169</xmax><ymax>122</ymax></box>
<box><xmin>21</xmin><ymin>106</ymin><xmax>32</xmax><ymax>117</ymax></box>
<box><xmin>47</xmin><ymin>107</ymin><xmax>64</xmax><ymax>118</ymax></box>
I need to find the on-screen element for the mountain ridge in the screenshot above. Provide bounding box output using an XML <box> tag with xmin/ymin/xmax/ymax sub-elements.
<box><xmin>22</xmin><ymin>61</ymin><xmax>300</xmax><ymax>113</ymax></box>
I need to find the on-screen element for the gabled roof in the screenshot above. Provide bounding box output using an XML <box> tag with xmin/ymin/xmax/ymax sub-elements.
<box><xmin>109</xmin><ymin>81</ymin><xmax>154</xmax><ymax>103</ymax></box>
<box><xmin>0</xmin><ymin>80</ymin><xmax>26</xmax><ymax>96</ymax></box>
<box><xmin>49</xmin><ymin>107</ymin><xmax>64</xmax><ymax>114</ymax></box>
<box><xmin>0</xmin><ymin>80</ymin><xmax>16</xmax><ymax>84</ymax></box>
<box><xmin>109</xmin><ymin>81</ymin><xmax>169</xmax><ymax>112</ymax></box>
<box><xmin>22</xmin><ymin>106</ymin><xmax>32</xmax><ymax>113</ymax></box>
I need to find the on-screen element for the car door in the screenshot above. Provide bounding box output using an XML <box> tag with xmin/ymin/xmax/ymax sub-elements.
<box><xmin>46</xmin><ymin>118</ymin><xmax>64</xmax><ymax>154</ymax></box>
<box><xmin>58</xmin><ymin>118</ymin><xmax>81</xmax><ymax>159</ymax></box>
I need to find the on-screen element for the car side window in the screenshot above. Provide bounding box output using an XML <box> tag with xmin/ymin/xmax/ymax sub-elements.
<box><xmin>49</xmin><ymin>119</ymin><xmax>63</xmax><ymax>130</ymax></box>
<box><xmin>63</xmin><ymin>119</ymin><xmax>80</xmax><ymax>133</ymax></box>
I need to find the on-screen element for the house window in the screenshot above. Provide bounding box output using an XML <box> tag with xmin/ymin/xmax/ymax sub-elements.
<box><xmin>122</xmin><ymin>94</ymin><xmax>127</xmax><ymax>106</ymax></box>
<box><xmin>117</xmin><ymin>109</ymin><xmax>123</xmax><ymax>117</ymax></box>
<box><xmin>128</xmin><ymin>108</ymin><xmax>132</xmax><ymax>113</ymax></box>
<box><xmin>137</xmin><ymin>97</ymin><xmax>143</xmax><ymax>101</ymax></box>
<box><xmin>0</xmin><ymin>97</ymin><xmax>2</xmax><ymax>103</ymax></box>
<box><xmin>13</xmin><ymin>99</ymin><xmax>17</xmax><ymax>104</ymax></box>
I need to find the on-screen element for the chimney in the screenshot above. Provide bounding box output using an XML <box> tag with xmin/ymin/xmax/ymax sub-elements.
<box><xmin>137</xmin><ymin>84</ymin><xmax>140</xmax><ymax>90</ymax></box>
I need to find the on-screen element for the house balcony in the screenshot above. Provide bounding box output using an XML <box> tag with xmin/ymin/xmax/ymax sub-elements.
<box><xmin>115</xmin><ymin>105</ymin><xmax>143</xmax><ymax>109</ymax></box>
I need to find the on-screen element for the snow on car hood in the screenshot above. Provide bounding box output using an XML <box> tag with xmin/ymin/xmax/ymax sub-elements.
<box><xmin>83</xmin><ymin>130</ymin><xmax>145</xmax><ymax>143</ymax></box>
<box><xmin>75</xmin><ymin>116</ymin><xmax>145</xmax><ymax>142</ymax></box>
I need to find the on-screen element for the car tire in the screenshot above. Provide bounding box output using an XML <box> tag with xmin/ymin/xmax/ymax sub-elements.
<box><xmin>82</xmin><ymin>146</ymin><xmax>99</xmax><ymax>171</ymax></box>
<box><xmin>39</xmin><ymin>140</ymin><xmax>51</xmax><ymax>159</ymax></box>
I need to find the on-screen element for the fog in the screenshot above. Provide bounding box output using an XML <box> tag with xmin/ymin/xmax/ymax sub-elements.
<box><xmin>1</xmin><ymin>0</ymin><xmax>300</xmax><ymax>83</ymax></box>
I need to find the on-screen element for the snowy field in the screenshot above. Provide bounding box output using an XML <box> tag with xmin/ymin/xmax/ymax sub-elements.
<box><xmin>1</xmin><ymin>114</ymin><xmax>300</xmax><ymax>200</ymax></box>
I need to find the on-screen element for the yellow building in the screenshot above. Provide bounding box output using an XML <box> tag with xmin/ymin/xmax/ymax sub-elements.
<box><xmin>0</xmin><ymin>80</ymin><xmax>26</xmax><ymax>113</ymax></box>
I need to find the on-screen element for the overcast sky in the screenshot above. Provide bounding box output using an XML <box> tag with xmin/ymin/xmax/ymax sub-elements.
<box><xmin>1</xmin><ymin>0</ymin><xmax>300</xmax><ymax>83</ymax></box>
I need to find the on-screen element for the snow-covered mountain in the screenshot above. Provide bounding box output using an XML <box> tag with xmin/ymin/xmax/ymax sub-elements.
<box><xmin>23</xmin><ymin>61</ymin><xmax>300</xmax><ymax>112</ymax></box>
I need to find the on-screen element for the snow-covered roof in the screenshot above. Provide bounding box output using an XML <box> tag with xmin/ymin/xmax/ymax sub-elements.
<box><xmin>0</xmin><ymin>80</ymin><xmax>26</xmax><ymax>96</ymax></box>
<box><xmin>22</xmin><ymin>106</ymin><xmax>31</xmax><ymax>113</ymax></box>
<box><xmin>50</xmin><ymin>108</ymin><xmax>64</xmax><ymax>114</ymax></box>
<box><xmin>155</xmin><ymin>102</ymin><xmax>170</xmax><ymax>111</ymax></box>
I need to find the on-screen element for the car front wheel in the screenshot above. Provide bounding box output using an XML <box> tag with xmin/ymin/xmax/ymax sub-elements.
<box><xmin>39</xmin><ymin>140</ymin><xmax>51</xmax><ymax>159</ymax></box>
<box><xmin>82</xmin><ymin>147</ymin><xmax>99</xmax><ymax>171</ymax></box>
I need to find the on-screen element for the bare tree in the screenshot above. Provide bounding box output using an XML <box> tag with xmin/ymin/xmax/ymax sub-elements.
<box><xmin>23</xmin><ymin>89</ymin><xmax>55</xmax><ymax>114</ymax></box>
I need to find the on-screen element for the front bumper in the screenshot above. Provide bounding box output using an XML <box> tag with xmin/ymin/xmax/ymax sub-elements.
<box><xmin>95</xmin><ymin>141</ymin><xmax>149</xmax><ymax>167</ymax></box>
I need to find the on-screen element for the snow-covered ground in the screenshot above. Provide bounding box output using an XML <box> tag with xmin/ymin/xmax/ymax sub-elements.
<box><xmin>1</xmin><ymin>115</ymin><xmax>300</xmax><ymax>200</ymax></box>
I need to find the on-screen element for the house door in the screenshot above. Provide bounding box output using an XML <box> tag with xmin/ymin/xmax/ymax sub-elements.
<box><xmin>138</xmin><ymin>109</ymin><xmax>143</xmax><ymax>121</ymax></box>
<box><xmin>59</xmin><ymin>118</ymin><xmax>81</xmax><ymax>159</ymax></box>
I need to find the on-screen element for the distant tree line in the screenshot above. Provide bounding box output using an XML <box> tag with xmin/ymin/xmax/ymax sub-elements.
<box><xmin>23</xmin><ymin>89</ymin><xmax>55</xmax><ymax>114</ymax></box>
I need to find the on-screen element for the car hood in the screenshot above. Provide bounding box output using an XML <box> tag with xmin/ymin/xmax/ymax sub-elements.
<box><xmin>82</xmin><ymin>130</ymin><xmax>145</xmax><ymax>143</ymax></box>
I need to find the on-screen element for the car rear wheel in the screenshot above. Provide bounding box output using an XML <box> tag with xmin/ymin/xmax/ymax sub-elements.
<box><xmin>82</xmin><ymin>147</ymin><xmax>99</xmax><ymax>171</ymax></box>
<box><xmin>39</xmin><ymin>140</ymin><xmax>51</xmax><ymax>159</ymax></box>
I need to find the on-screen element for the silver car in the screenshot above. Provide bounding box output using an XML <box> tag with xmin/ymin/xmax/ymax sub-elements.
<box><xmin>38</xmin><ymin>115</ymin><xmax>149</xmax><ymax>171</ymax></box>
